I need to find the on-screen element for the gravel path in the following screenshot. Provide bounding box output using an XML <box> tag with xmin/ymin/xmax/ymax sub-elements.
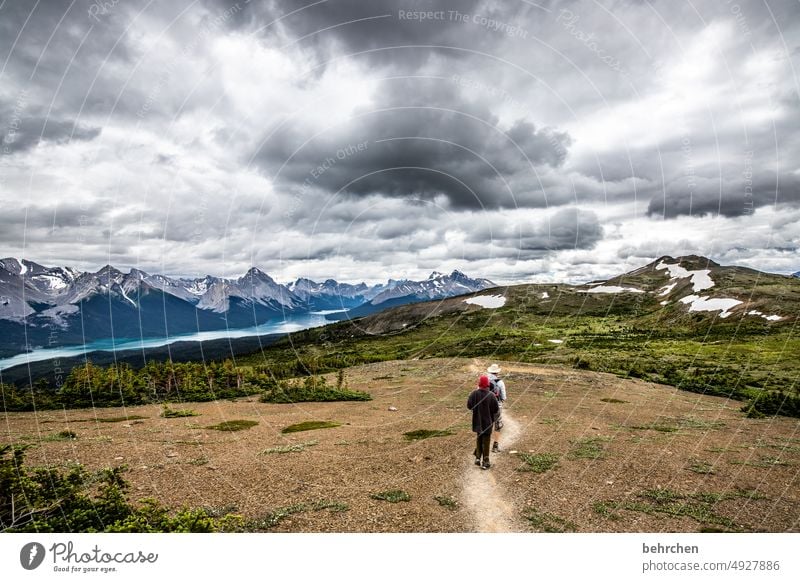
<box><xmin>462</xmin><ymin>412</ymin><xmax>522</xmax><ymax>532</ymax></box>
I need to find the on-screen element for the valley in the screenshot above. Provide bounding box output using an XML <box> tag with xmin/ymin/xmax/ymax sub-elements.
<box><xmin>2</xmin><ymin>255</ymin><xmax>799</xmax><ymax>533</ymax></box>
<box><xmin>3</xmin><ymin>358</ymin><xmax>798</xmax><ymax>532</ymax></box>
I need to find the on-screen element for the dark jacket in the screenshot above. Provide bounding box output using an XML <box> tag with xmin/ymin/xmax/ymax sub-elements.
<box><xmin>467</xmin><ymin>388</ymin><xmax>499</xmax><ymax>435</ymax></box>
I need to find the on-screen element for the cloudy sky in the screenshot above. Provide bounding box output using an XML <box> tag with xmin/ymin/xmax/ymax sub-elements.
<box><xmin>1</xmin><ymin>0</ymin><xmax>799</xmax><ymax>284</ymax></box>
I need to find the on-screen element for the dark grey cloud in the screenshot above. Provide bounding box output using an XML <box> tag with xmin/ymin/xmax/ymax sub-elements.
<box><xmin>0</xmin><ymin>0</ymin><xmax>228</xmax><ymax>123</ymax></box>
<box><xmin>209</xmin><ymin>0</ymin><xmax>527</xmax><ymax>68</ymax></box>
<box><xmin>1</xmin><ymin>112</ymin><xmax>101</xmax><ymax>154</ymax></box>
<box><xmin>0</xmin><ymin>203</ymin><xmax>106</xmax><ymax>234</ymax></box>
<box><xmin>647</xmin><ymin>172</ymin><xmax>800</xmax><ymax>219</ymax></box>
<box><xmin>0</xmin><ymin>1</ymin><xmax>136</xmax><ymax>116</ymax></box>
<box><xmin>466</xmin><ymin>207</ymin><xmax>602</xmax><ymax>252</ymax></box>
<box><xmin>256</xmin><ymin>78</ymin><xmax>571</xmax><ymax>209</ymax></box>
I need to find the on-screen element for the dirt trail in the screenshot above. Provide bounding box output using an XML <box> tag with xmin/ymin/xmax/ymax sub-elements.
<box><xmin>462</xmin><ymin>409</ymin><xmax>523</xmax><ymax>532</ymax></box>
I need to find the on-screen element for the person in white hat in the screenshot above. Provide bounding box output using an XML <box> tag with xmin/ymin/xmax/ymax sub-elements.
<box><xmin>486</xmin><ymin>364</ymin><xmax>507</xmax><ymax>452</ymax></box>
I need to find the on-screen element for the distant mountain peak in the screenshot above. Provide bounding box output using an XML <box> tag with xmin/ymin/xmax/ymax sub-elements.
<box><xmin>370</xmin><ymin>269</ymin><xmax>495</xmax><ymax>306</ymax></box>
<box><xmin>0</xmin><ymin>258</ymin><xmax>24</xmax><ymax>275</ymax></box>
<box><xmin>129</xmin><ymin>268</ymin><xmax>149</xmax><ymax>278</ymax></box>
<box><xmin>96</xmin><ymin>264</ymin><xmax>123</xmax><ymax>276</ymax></box>
<box><xmin>244</xmin><ymin>266</ymin><xmax>269</xmax><ymax>277</ymax></box>
<box><xmin>0</xmin><ymin>258</ymin><xmax>50</xmax><ymax>276</ymax></box>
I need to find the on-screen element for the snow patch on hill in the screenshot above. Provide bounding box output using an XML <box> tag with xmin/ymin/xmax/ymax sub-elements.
<box><xmin>583</xmin><ymin>285</ymin><xmax>644</xmax><ymax>294</ymax></box>
<box><xmin>658</xmin><ymin>282</ymin><xmax>677</xmax><ymax>296</ymax></box>
<box><xmin>656</xmin><ymin>261</ymin><xmax>714</xmax><ymax>292</ymax></box>
<box><xmin>464</xmin><ymin>295</ymin><xmax>506</xmax><ymax>309</ymax></box>
<box><xmin>679</xmin><ymin>295</ymin><xmax>741</xmax><ymax>318</ymax></box>
<box><xmin>748</xmin><ymin>310</ymin><xmax>782</xmax><ymax>321</ymax></box>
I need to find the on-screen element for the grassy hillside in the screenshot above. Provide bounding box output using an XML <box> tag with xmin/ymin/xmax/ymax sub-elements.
<box><xmin>234</xmin><ymin>257</ymin><xmax>800</xmax><ymax>417</ymax></box>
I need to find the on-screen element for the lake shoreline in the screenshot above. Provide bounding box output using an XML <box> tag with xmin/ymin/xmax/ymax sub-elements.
<box><xmin>0</xmin><ymin>332</ymin><xmax>289</xmax><ymax>386</ymax></box>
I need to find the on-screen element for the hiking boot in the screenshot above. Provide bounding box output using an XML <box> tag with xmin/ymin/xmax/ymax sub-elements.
<box><xmin>492</xmin><ymin>442</ymin><xmax>500</xmax><ymax>452</ymax></box>
<box><xmin>481</xmin><ymin>462</ymin><xmax>491</xmax><ymax>470</ymax></box>
<box><xmin>474</xmin><ymin>458</ymin><xmax>481</xmax><ymax>466</ymax></box>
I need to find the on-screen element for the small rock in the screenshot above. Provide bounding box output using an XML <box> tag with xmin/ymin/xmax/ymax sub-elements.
<box><xmin>136</xmin><ymin>486</ymin><xmax>144</xmax><ymax>491</ymax></box>
<box><xmin>509</xmin><ymin>450</ymin><xmax>518</xmax><ymax>454</ymax></box>
<box><xmin>207</xmin><ymin>466</ymin><xmax>218</xmax><ymax>470</ymax></box>
<box><xmin>166</xmin><ymin>452</ymin><xmax>178</xmax><ymax>458</ymax></box>
<box><xmin>114</xmin><ymin>456</ymin><xmax>124</xmax><ymax>461</ymax></box>
<box><xmin>606</xmin><ymin>480</ymin><xmax>614</xmax><ymax>485</ymax></box>
<box><xmin>388</xmin><ymin>406</ymin><xmax>398</xmax><ymax>412</ymax></box>
<box><xmin>139</xmin><ymin>466</ymin><xmax>148</xmax><ymax>470</ymax></box>
<box><xmin>122</xmin><ymin>424</ymin><xmax>132</xmax><ymax>428</ymax></box>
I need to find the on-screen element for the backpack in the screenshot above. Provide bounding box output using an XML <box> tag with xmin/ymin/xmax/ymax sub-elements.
<box><xmin>489</xmin><ymin>376</ymin><xmax>501</xmax><ymax>399</ymax></box>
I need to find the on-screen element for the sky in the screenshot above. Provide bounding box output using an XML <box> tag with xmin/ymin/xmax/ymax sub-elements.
<box><xmin>1</xmin><ymin>0</ymin><xmax>799</xmax><ymax>285</ymax></box>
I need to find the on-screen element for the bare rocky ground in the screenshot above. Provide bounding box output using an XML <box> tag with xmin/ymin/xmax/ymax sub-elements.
<box><xmin>4</xmin><ymin>357</ymin><xmax>799</xmax><ymax>532</ymax></box>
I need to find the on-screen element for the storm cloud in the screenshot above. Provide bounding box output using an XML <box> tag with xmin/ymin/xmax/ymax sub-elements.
<box><xmin>256</xmin><ymin>79</ymin><xmax>572</xmax><ymax>209</ymax></box>
<box><xmin>0</xmin><ymin>0</ymin><xmax>799</xmax><ymax>283</ymax></box>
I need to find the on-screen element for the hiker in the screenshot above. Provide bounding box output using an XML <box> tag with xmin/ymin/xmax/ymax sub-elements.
<box><xmin>487</xmin><ymin>363</ymin><xmax>507</xmax><ymax>452</ymax></box>
<box><xmin>467</xmin><ymin>374</ymin><xmax>499</xmax><ymax>470</ymax></box>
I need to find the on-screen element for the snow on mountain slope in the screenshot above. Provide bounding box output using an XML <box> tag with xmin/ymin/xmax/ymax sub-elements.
<box><xmin>369</xmin><ymin>270</ymin><xmax>495</xmax><ymax>305</ymax></box>
<box><xmin>655</xmin><ymin>260</ymin><xmax>714</xmax><ymax>292</ymax></box>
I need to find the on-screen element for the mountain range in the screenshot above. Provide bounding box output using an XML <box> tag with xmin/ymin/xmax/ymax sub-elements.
<box><xmin>0</xmin><ymin>258</ymin><xmax>494</xmax><ymax>358</ymax></box>
<box><xmin>2</xmin><ymin>254</ymin><xmax>798</xmax><ymax>386</ymax></box>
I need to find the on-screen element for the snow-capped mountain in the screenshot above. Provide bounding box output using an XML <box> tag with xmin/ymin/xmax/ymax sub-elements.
<box><xmin>0</xmin><ymin>259</ymin><xmax>81</xmax><ymax>318</ymax></box>
<box><xmin>327</xmin><ymin>270</ymin><xmax>496</xmax><ymax>320</ymax></box>
<box><xmin>793</xmin><ymin>271</ymin><xmax>800</xmax><ymax>278</ymax></box>
<box><xmin>370</xmin><ymin>270</ymin><xmax>495</xmax><ymax>305</ymax></box>
<box><xmin>194</xmin><ymin>268</ymin><xmax>302</xmax><ymax>313</ymax></box>
<box><xmin>0</xmin><ymin>258</ymin><xmax>495</xmax><ymax>357</ymax></box>
<box><xmin>289</xmin><ymin>277</ymin><xmax>380</xmax><ymax>310</ymax></box>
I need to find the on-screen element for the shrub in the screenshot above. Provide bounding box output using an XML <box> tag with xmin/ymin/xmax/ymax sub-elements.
<box><xmin>161</xmin><ymin>405</ymin><xmax>199</xmax><ymax>418</ymax></box>
<box><xmin>95</xmin><ymin>415</ymin><xmax>148</xmax><ymax>423</ymax></box>
<box><xmin>403</xmin><ymin>429</ymin><xmax>454</xmax><ymax>441</ymax></box>
<box><xmin>742</xmin><ymin>391</ymin><xmax>800</xmax><ymax>419</ymax></box>
<box><xmin>370</xmin><ymin>490</ymin><xmax>411</xmax><ymax>503</ymax></box>
<box><xmin>206</xmin><ymin>420</ymin><xmax>258</xmax><ymax>432</ymax></box>
<box><xmin>281</xmin><ymin>421</ymin><xmax>341</xmax><ymax>434</ymax></box>
<box><xmin>0</xmin><ymin>445</ymin><xmax>240</xmax><ymax>532</ymax></box>
<box><xmin>518</xmin><ymin>453</ymin><xmax>559</xmax><ymax>473</ymax></box>
<box><xmin>569</xmin><ymin>437</ymin><xmax>609</xmax><ymax>460</ymax></box>
<box><xmin>434</xmin><ymin>495</ymin><xmax>458</xmax><ymax>509</ymax></box>
<box><xmin>260</xmin><ymin>441</ymin><xmax>318</xmax><ymax>454</ymax></box>
<box><xmin>260</xmin><ymin>376</ymin><xmax>371</xmax><ymax>404</ymax></box>
<box><xmin>572</xmin><ymin>357</ymin><xmax>591</xmax><ymax>370</ymax></box>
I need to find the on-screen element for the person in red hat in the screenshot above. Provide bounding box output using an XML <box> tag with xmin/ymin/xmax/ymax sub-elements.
<box><xmin>467</xmin><ymin>374</ymin><xmax>500</xmax><ymax>469</ymax></box>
